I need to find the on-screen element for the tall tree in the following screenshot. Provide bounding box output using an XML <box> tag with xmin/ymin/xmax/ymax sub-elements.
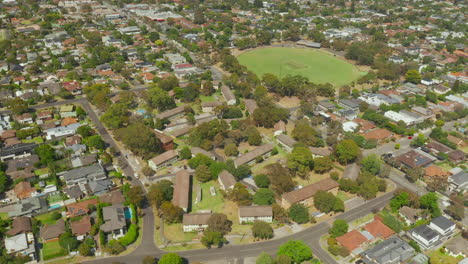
<box><xmin>335</xmin><ymin>140</ymin><xmax>361</xmax><ymax>164</ymax></box>
<box><xmin>277</xmin><ymin>240</ymin><xmax>313</xmax><ymax>263</ymax></box>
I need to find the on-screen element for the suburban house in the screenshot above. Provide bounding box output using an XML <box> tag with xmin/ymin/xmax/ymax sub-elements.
<box><xmin>309</xmin><ymin>147</ymin><xmax>332</xmax><ymax>158</ymax></box>
<box><xmin>9</xmin><ymin>197</ymin><xmax>48</xmax><ymax>217</ymax></box>
<box><xmin>44</xmin><ymin>122</ymin><xmax>81</xmax><ymax>140</ymax></box>
<box><xmin>14</xmin><ymin>181</ymin><xmax>36</xmax><ymax>200</ymax></box>
<box><xmin>40</xmin><ymin>219</ymin><xmax>66</xmax><ymax>242</ymax></box>
<box><xmin>361</xmin><ymin>128</ymin><xmax>394</xmax><ymax>143</ymax></box>
<box><xmin>6</xmin><ymin>217</ymin><xmax>32</xmax><ymax>236</ymax></box>
<box><xmin>61</xmin><ymin>163</ymin><xmax>107</xmax><ymax>186</ymax></box>
<box><xmin>447</xmin><ymin>150</ymin><xmax>465</xmax><ymax>163</ymax></box>
<box><xmin>395</xmin><ymin>149</ymin><xmax>436</xmax><ymax>169</ymax></box>
<box><xmin>363</xmin><ymin>217</ymin><xmax>395</xmax><ymax>240</ymax></box>
<box><xmin>155</xmin><ymin>106</ymin><xmax>186</xmax><ymax>121</ymax></box>
<box><xmin>409</xmin><ymin>224</ymin><xmax>440</xmax><ymax>249</ymax></box>
<box><xmin>66</xmin><ymin>199</ymin><xmax>98</xmax><ymax>217</ymax></box>
<box><xmin>0</xmin><ymin>143</ymin><xmax>37</xmax><ymax>162</ymax></box>
<box><xmin>244</xmin><ymin>99</ymin><xmax>258</xmax><ymax>115</ymax></box>
<box><xmin>338</xmin><ymin>99</ymin><xmax>360</xmax><ymax>111</ymax></box>
<box><xmin>234</xmin><ymin>144</ymin><xmax>273</xmax><ymax>167</ymax></box>
<box><xmin>201</xmin><ymin>101</ymin><xmax>222</xmax><ymax>113</ymax></box>
<box><xmin>99</xmin><ymin>190</ymin><xmax>126</xmax><ymax>205</ymax></box>
<box><xmin>63</xmin><ymin>185</ymin><xmax>85</xmax><ymax>200</ymax></box>
<box><xmin>276</xmin><ymin>134</ymin><xmax>297</xmax><ymax>153</ymax></box>
<box><xmin>398</xmin><ymin>206</ymin><xmax>422</xmax><ymax>225</ymax></box>
<box><xmin>218</xmin><ymin>170</ymin><xmax>237</xmax><ymax>190</ymax></box>
<box><xmin>191</xmin><ymin>147</ymin><xmax>216</xmax><ymax>160</ymax></box>
<box><xmin>148</xmin><ymin>150</ymin><xmax>179</xmax><ymax>171</ymax></box>
<box><xmin>101</xmin><ymin>204</ymin><xmax>127</xmax><ymax>239</ymax></box>
<box><xmin>221</xmin><ymin>85</ymin><xmax>236</xmax><ymax>105</ymax></box>
<box><xmin>448</xmin><ymin>171</ymin><xmax>468</xmax><ymax>193</ymax></box>
<box><xmin>238</xmin><ymin>205</ymin><xmax>273</xmax><ymax>224</ymax></box>
<box><xmin>428</xmin><ymin>216</ymin><xmax>455</xmax><ymax>237</ymax></box>
<box><xmin>274</xmin><ymin>120</ymin><xmax>286</xmax><ymax>136</ymax></box>
<box><xmin>360</xmin><ymin>236</ymin><xmax>415</xmax><ymax>264</ymax></box>
<box><xmin>336</xmin><ymin>229</ymin><xmax>369</xmax><ymax>253</ymax></box>
<box><xmin>86</xmin><ymin>178</ymin><xmax>113</xmax><ymax>196</ymax></box>
<box><xmin>281</xmin><ymin>178</ymin><xmax>339</xmax><ymax>209</ymax></box>
<box><xmin>153</xmin><ymin>130</ymin><xmax>174</xmax><ymax>151</ymax></box>
<box><xmin>4</xmin><ymin>233</ymin><xmax>36</xmax><ymax>260</ymax></box>
<box><xmin>444</xmin><ymin>236</ymin><xmax>468</xmax><ymax>258</ymax></box>
<box><xmin>70</xmin><ymin>215</ymin><xmax>92</xmax><ymax>240</ymax></box>
<box><xmin>343</xmin><ymin>163</ymin><xmax>360</xmax><ymax>180</ymax></box>
<box><xmin>172</xmin><ymin>170</ymin><xmax>192</xmax><ymax>212</ymax></box>
<box><xmin>182</xmin><ymin>213</ymin><xmax>213</xmax><ymax>232</ymax></box>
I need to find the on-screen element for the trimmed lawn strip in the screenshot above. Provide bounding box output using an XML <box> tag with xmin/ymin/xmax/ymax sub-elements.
<box><xmin>42</xmin><ymin>240</ymin><xmax>67</xmax><ymax>261</ymax></box>
<box><xmin>191</xmin><ymin>181</ymin><xmax>224</xmax><ymax>213</ymax></box>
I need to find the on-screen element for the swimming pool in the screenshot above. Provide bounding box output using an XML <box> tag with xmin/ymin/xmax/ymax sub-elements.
<box><xmin>49</xmin><ymin>204</ymin><xmax>62</xmax><ymax>210</ymax></box>
<box><xmin>124</xmin><ymin>207</ymin><xmax>133</xmax><ymax>219</ymax></box>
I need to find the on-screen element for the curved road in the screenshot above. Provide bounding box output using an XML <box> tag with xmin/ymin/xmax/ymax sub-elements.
<box><xmin>84</xmin><ymin>192</ymin><xmax>394</xmax><ymax>264</ymax></box>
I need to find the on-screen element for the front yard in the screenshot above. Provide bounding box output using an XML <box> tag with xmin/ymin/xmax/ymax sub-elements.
<box><xmin>428</xmin><ymin>250</ymin><xmax>464</xmax><ymax>264</ymax></box>
<box><xmin>42</xmin><ymin>240</ymin><xmax>67</xmax><ymax>261</ymax></box>
<box><xmin>191</xmin><ymin>181</ymin><xmax>224</xmax><ymax>213</ymax></box>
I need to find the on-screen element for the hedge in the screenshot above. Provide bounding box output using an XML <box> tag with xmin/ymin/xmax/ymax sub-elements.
<box><xmin>118</xmin><ymin>224</ymin><xmax>138</xmax><ymax>246</ymax></box>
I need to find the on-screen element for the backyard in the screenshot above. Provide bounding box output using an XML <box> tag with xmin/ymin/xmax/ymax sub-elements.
<box><xmin>237</xmin><ymin>47</ymin><xmax>365</xmax><ymax>87</ymax></box>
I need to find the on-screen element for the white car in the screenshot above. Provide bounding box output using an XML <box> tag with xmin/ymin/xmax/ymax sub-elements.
<box><xmin>134</xmin><ymin>173</ymin><xmax>139</xmax><ymax>179</ymax></box>
<box><xmin>1</xmin><ymin>198</ymin><xmax>11</xmax><ymax>203</ymax></box>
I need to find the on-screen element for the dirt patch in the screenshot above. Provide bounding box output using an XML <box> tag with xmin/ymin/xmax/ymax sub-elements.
<box><xmin>277</xmin><ymin>96</ymin><xmax>301</xmax><ymax>108</ymax></box>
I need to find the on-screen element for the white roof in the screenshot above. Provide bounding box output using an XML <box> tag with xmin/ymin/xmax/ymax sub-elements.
<box><xmin>5</xmin><ymin>233</ymin><xmax>28</xmax><ymax>253</ymax></box>
<box><xmin>343</xmin><ymin>121</ymin><xmax>358</xmax><ymax>132</ymax></box>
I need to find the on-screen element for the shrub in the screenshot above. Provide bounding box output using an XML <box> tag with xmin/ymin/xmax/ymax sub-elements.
<box><xmin>119</xmin><ymin>224</ymin><xmax>139</xmax><ymax>246</ymax></box>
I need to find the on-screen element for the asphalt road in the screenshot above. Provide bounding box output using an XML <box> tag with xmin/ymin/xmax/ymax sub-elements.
<box><xmin>83</xmin><ymin>192</ymin><xmax>394</xmax><ymax>264</ymax></box>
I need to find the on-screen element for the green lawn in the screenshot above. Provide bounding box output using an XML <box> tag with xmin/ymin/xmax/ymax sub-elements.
<box><xmin>42</xmin><ymin>241</ymin><xmax>67</xmax><ymax>260</ymax></box>
<box><xmin>34</xmin><ymin>168</ymin><xmax>49</xmax><ymax>176</ymax></box>
<box><xmin>164</xmin><ymin>223</ymin><xmax>199</xmax><ymax>243</ymax></box>
<box><xmin>22</xmin><ymin>136</ymin><xmax>44</xmax><ymax>144</ymax></box>
<box><xmin>0</xmin><ymin>212</ymin><xmax>8</xmax><ymax>220</ymax></box>
<box><xmin>237</xmin><ymin>47</ymin><xmax>365</xmax><ymax>87</ymax></box>
<box><xmin>191</xmin><ymin>181</ymin><xmax>224</xmax><ymax>213</ymax></box>
<box><xmin>35</xmin><ymin>210</ymin><xmax>63</xmax><ymax>225</ymax></box>
<box><xmin>429</xmin><ymin>250</ymin><xmax>463</xmax><ymax>264</ymax></box>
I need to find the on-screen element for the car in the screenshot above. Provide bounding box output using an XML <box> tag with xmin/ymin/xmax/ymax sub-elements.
<box><xmin>134</xmin><ymin>173</ymin><xmax>139</xmax><ymax>179</ymax></box>
<box><xmin>408</xmin><ymin>136</ymin><xmax>413</xmax><ymax>139</ymax></box>
<box><xmin>1</xmin><ymin>198</ymin><xmax>11</xmax><ymax>203</ymax></box>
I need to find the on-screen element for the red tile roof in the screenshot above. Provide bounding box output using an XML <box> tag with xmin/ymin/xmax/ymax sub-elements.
<box><xmin>364</xmin><ymin>217</ymin><xmax>395</xmax><ymax>239</ymax></box>
<box><xmin>336</xmin><ymin>230</ymin><xmax>368</xmax><ymax>252</ymax></box>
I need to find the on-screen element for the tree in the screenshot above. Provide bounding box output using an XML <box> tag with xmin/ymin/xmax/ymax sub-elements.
<box><xmin>288</xmin><ymin>204</ymin><xmax>309</xmax><ymax>224</ymax></box>
<box><xmin>84</xmin><ymin>135</ymin><xmax>106</xmax><ymax>150</ymax></box>
<box><xmin>158</xmin><ymin>75</ymin><xmax>179</xmax><ymax>91</ymax></box>
<box><xmin>148</xmin><ymin>32</ymin><xmax>160</xmax><ymax>42</ymax></box>
<box><xmin>207</xmin><ymin>213</ymin><xmax>232</xmax><ymax>235</ymax></box>
<box><xmin>314</xmin><ymin>191</ymin><xmax>340</xmax><ymax>213</ymax></box>
<box><xmin>179</xmin><ymin>147</ymin><xmax>192</xmax><ymax>160</ymax></box>
<box><xmin>253</xmin><ymin>0</ymin><xmax>263</xmax><ymax>8</ymax></box>
<box><xmin>419</xmin><ymin>193</ymin><xmax>441</xmax><ymax>217</ymax></box>
<box><xmin>390</xmin><ymin>192</ymin><xmax>409</xmax><ymax>212</ymax></box>
<box><xmin>266</xmin><ymin>164</ymin><xmax>295</xmax><ymax>194</ymax></box>
<box><xmin>272</xmin><ymin>204</ymin><xmax>289</xmax><ymax>223</ymax></box>
<box><xmin>256</xmin><ymin>252</ymin><xmax>274</xmax><ymax>264</ymax></box>
<box><xmin>147</xmin><ymin>86</ymin><xmax>176</xmax><ymax>111</ymax></box>
<box><xmin>194</xmin><ymin>8</ymin><xmax>205</xmax><ymax>24</ymax></box>
<box><xmin>292</xmin><ymin>122</ymin><xmax>320</xmax><ymax>146</ymax></box>
<box><xmin>253</xmin><ymin>106</ymin><xmax>288</xmax><ymax>128</ymax></box>
<box><xmin>77</xmin><ymin>125</ymin><xmax>93</xmax><ymax>137</ymax></box>
<box><xmin>287</xmin><ymin>146</ymin><xmax>314</xmax><ymax>178</ymax></box>
<box><xmin>405</xmin><ymin>69</ymin><xmax>421</xmax><ymax>84</ymax></box>
<box><xmin>252</xmin><ymin>221</ymin><xmax>273</xmax><ymax>239</ymax></box>
<box><xmin>78</xmin><ymin>243</ymin><xmax>91</xmax><ymax>256</ymax></box>
<box><xmin>224</xmin><ymin>143</ymin><xmax>239</xmax><ymax>157</ymax></box>
<box><xmin>253</xmin><ymin>189</ymin><xmax>275</xmax><ymax>205</ymax></box>
<box><xmin>148</xmin><ymin>180</ymin><xmax>173</xmax><ymax>208</ymax></box>
<box><xmin>115</xmin><ymin>123</ymin><xmax>162</xmax><ymax>159</ymax></box>
<box><xmin>201</xmin><ymin>230</ymin><xmax>226</xmax><ymax>248</ymax></box>
<box><xmin>335</xmin><ymin>140</ymin><xmax>361</xmax><ymax>164</ymax></box>
<box><xmin>228</xmin><ymin>183</ymin><xmax>252</xmax><ymax>206</ymax></box>
<box><xmin>329</xmin><ymin>220</ymin><xmax>348</xmax><ymax>238</ymax></box>
<box><xmin>195</xmin><ymin>165</ymin><xmax>212</xmax><ymax>183</ymax></box>
<box><xmin>360</xmin><ymin>154</ymin><xmax>381</xmax><ymax>174</ymax></box>
<box><xmin>8</xmin><ymin>98</ymin><xmax>29</xmax><ymax>115</ymax></box>
<box><xmin>141</xmin><ymin>256</ymin><xmax>156</xmax><ymax>264</ymax></box>
<box><xmin>406</xmin><ymin>167</ymin><xmax>424</xmax><ymax>183</ymax></box>
<box><xmin>254</xmin><ymin>174</ymin><xmax>270</xmax><ymax>188</ymax></box>
<box><xmin>277</xmin><ymin>240</ymin><xmax>313</xmax><ymax>264</ymax></box>
<box><xmin>158</xmin><ymin>253</ymin><xmax>182</xmax><ymax>264</ymax></box>
<box><xmin>313</xmin><ymin>157</ymin><xmax>333</xmax><ymax>173</ymax></box>
<box><xmin>35</xmin><ymin>144</ymin><xmax>56</xmax><ymax>165</ymax></box>
<box><xmin>59</xmin><ymin>232</ymin><xmax>79</xmax><ymax>252</ymax></box>
<box><xmin>126</xmin><ymin>186</ymin><xmax>144</xmax><ymax>207</ymax></box>
<box><xmin>159</xmin><ymin>202</ymin><xmax>183</xmax><ymax>223</ymax></box>
<box><xmin>105</xmin><ymin>240</ymin><xmax>125</xmax><ymax>255</ymax></box>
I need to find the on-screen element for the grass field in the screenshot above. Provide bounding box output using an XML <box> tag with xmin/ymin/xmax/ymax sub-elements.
<box><xmin>237</xmin><ymin>47</ymin><xmax>365</xmax><ymax>87</ymax></box>
<box><xmin>42</xmin><ymin>241</ymin><xmax>67</xmax><ymax>261</ymax></box>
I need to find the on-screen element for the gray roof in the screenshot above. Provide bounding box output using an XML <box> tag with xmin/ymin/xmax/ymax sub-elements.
<box><xmin>101</xmin><ymin>204</ymin><xmax>126</xmax><ymax>232</ymax></box>
<box><xmin>450</xmin><ymin>172</ymin><xmax>468</xmax><ymax>186</ymax></box>
<box><xmin>361</xmin><ymin>236</ymin><xmax>415</xmax><ymax>264</ymax></box>
<box><xmin>63</xmin><ymin>185</ymin><xmax>84</xmax><ymax>199</ymax></box>
<box><xmin>277</xmin><ymin>134</ymin><xmax>297</xmax><ymax>148</ymax></box>
<box><xmin>86</xmin><ymin>178</ymin><xmax>112</xmax><ymax>195</ymax></box>
<box><xmin>62</xmin><ymin>163</ymin><xmax>106</xmax><ymax>183</ymax></box>
<box><xmin>234</xmin><ymin>144</ymin><xmax>273</xmax><ymax>167</ymax></box>
<box><xmin>411</xmin><ymin>225</ymin><xmax>439</xmax><ymax>241</ymax></box>
<box><xmin>218</xmin><ymin>170</ymin><xmax>236</xmax><ymax>189</ymax></box>
<box><xmin>339</xmin><ymin>99</ymin><xmax>360</xmax><ymax>109</ymax></box>
<box><xmin>9</xmin><ymin>197</ymin><xmax>48</xmax><ymax>217</ymax></box>
<box><xmin>430</xmin><ymin>216</ymin><xmax>455</xmax><ymax>231</ymax></box>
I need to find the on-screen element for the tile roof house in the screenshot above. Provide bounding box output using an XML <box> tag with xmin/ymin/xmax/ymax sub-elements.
<box><xmin>448</xmin><ymin>150</ymin><xmax>466</xmax><ymax>163</ymax></box>
<box><xmin>218</xmin><ymin>170</ymin><xmax>237</xmax><ymax>190</ymax></box>
<box><xmin>9</xmin><ymin>197</ymin><xmax>48</xmax><ymax>217</ymax></box>
<box><xmin>191</xmin><ymin>147</ymin><xmax>216</xmax><ymax>160</ymax></box>
<box><xmin>281</xmin><ymin>178</ymin><xmax>339</xmax><ymax>209</ymax></box>
<box><xmin>0</xmin><ymin>142</ymin><xmax>37</xmax><ymax>162</ymax></box>
<box><xmin>398</xmin><ymin>206</ymin><xmax>422</xmax><ymax>225</ymax></box>
<box><xmin>424</xmin><ymin>164</ymin><xmax>448</xmax><ymax>178</ymax></box>
<box><xmin>336</xmin><ymin>229</ymin><xmax>369</xmax><ymax>252</ymax></box>
<box><xmin>448</xmin><ymin>171</ymin><xmax>468</xmax><ymax>193</ymax></box>
<box><xmin>148</xmin><ymin>150</ymin><xmax>179</xmax><ymax>171</ymax></box>
<box><xmin>40</xmin><ymin>219</ymin><xmax>66</xmax><ymax>242</ymax></box>
<box><xmin>182</xmin><ymin>213</ymin><xmax>213</xmax><ymax>232</ymax></box>
<box><xmin>101</xmin><ymin>204</ymin><xmax>127</xmax><ymax>239</ymax></box>
<box><xmin>63</xmin><ymin>185</ymin><xmax>85</xmax><ymax>200</ymax></box>
<box><xmin>234</xmin><ymin>144</ymin><xmax>273</xmax><ymax>168</ymax></box>
<box><xmin>274</xmin><ymin>120</ymin><xmax>286</xmax><ymax>136</ymax></box>
<box><xmin>361</xmin><ymin>128</ymin><xmax>394</xmax><ymax>142</ymax></box>
<box><xmin>155</xmin><ymin>105</ymin><xmax>186</xmax><ymax>120</ymax></box>
<box><xmin>66</xmin><ymin>199</ymin><xmax>98</xmax><ymax>217</ymax></box>
<box><xmin>172</xmin><ymin>170</ymin><xmax>192</xmax><ymax>212</ymax></box>
<box><xmin>99</xmin><ymin>190</ymin><xmax>126</xmax><ymax>205</ymax></box>
<box><xmin>5</xmin><ymin>153</ymin><xmax>38</xmax><ymax>173</ymax></box>
<box><xmin>396</xmin><ymin>149</ymin><xmax>436</xmax><ymax>169</ymax></box>
<box><xmin>70</xmin><ymin>215</ymin><xmax>92</xmax><ymax>240</ymax></box>
<box><xmin>444</xmin><ymin>235</ymin><xmax>468</xmax><ymax>258</ymax></box>
<box><xmin>239</xmin><ymin>205</ymin><xmax>273</xmax><ymax>224</ymax></box>
<box><xmin>425</xmin><ymin>141</ymin><xmax>453</xmax><ymax>154</ymax></box>
<box><xmin>360</xmin><ymin>236</ymin><xmax>415</xmax><ymax>264</ymax></box>
<box><xmin>244</xmin><ymin>99</ymin><xmax>258</xmax><ymax>115</ymax></box>
<box><xmin>363</xmin><ymin>217</ymin><xmax>395</xmax><ymax>240</ymax></box>
<box><xmin>14</xmin><ymin>181</ymin><xmax>36</xmax><ymax>200</ymax></box>
<box><xmin>6</xmin><ymin>217</ymin><xmax>32</xmax><ymax>236</ymax></box>
<box><xmin>309</xmin><ymin>147</ymin><xmax>332</xmax><ymax>158</ymax></box>
<box><xmin>221</xmin><ymin>85</ymin><xmax>236</xmax><ymax>105</ymax></box>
